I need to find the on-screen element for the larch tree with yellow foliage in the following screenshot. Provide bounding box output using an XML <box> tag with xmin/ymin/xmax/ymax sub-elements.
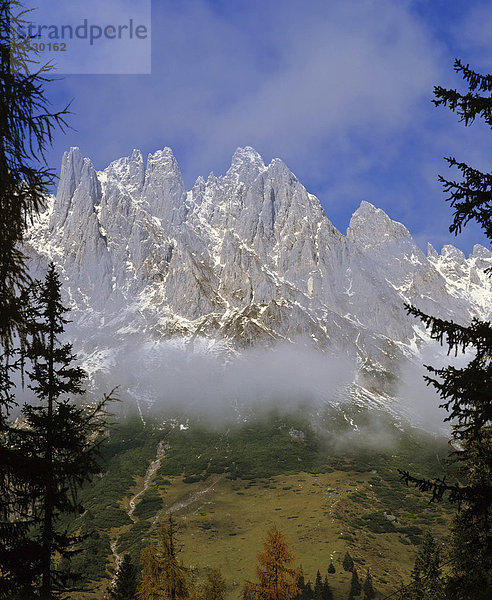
<box><xmin>138</xmin><ymin>514</ymin><xmax>189</xmax><ymax>600</ymax></box>
<box><xmin>197</xmin><ymin>568</ymin><xmax>226</xmax><ymax>600</ymax></box>
<box><xmin>244</xmin><ymin>524</ymin><xmax>300</xmax><ymax>600</ymax></box>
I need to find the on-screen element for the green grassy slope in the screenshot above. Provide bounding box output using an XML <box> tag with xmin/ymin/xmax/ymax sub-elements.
<box><xmin>67</xmin><ymin>407</ymin><xmax>454</xmax><ymax>599</ymax></box>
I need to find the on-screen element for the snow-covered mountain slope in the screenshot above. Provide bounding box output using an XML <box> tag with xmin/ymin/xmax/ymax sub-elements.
<box><xmin>26</xmin><ymin>146</ymin><xmax>492</xmax><ymax>411</ymax></box>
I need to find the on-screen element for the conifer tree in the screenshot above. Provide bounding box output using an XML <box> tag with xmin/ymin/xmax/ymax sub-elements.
<box><xmin>303</xmin><ymin>581</ymin><xmax>314</xmax><ymax>600</ymax></box>
<box><xmin>199</xmin><ymin>568</ymin><xmax>226</xmax><ymax>600</ymax></box>
<box><xmin>24</xmin><ymin>262</ymin><xmax>83</xmax><ymax>598</ymax></box>
<box><xmin>244</xmin><ymin>524</ymin><xmax>300</xmax><ymax>600</ymax></box>
<box><xmin>15</xmin><ymin>263</ymin><xmax>113</xmax><ymax>598</ymax></box>
<box><xmin>411</xmin><ymin>532</ymin><xmax>444</xmax><ymax>600</ymax></box>
<box><xmin>0</xmin><ymin>2</ymin><xmax>68</xmax><ymax>593</ymax></box>
<box><xmin>322</xmin><ymin>575</ymin><xmax>333</xmax><ymax>600</ymax></box>
<box><xmin>138</xmin><ymin>513</ymin><xmax>189</xmax><ymax>600</ymax></box>
<box><xmin>349</xmin><ymin>568</ymin><xmax>361</xmax><ymax>598</ymax></box>
<box><xmin>362</xmin><ymin>569</ymin><xmax>375</xmax><ymax>600</ymax></box>
<box><xmin>0</xmin><ymin>0</ymin><xmax>68</xmax><ymax>351</ymax></box>
<box><xmin>400</xmin><ymin>59</ymin><xmax>492</xmax><ymax>600</ymax></box>
<box><xmin>398</xmin><ymin>532</ymin><xmax>445</xmax><ymax>600</ymax></box>
<box><xmin>313</xmin><ymin>570</ymin><xmax>323</xmax><ymax>600</ymax></box>
<box><xmin>328</xmin><ymin>561</ymin><xmax>335</xmax><ymax>574</ymax></box>
<box><xmin>296</xmin><ymin>570</ymin><xmax>306</xmax><ymax>600</ymax></box>
<box><xmin>342</xmin><ymin>552</ymin><xmax>354</xmax><ymax>573</ymax></box>
<box><xmin>298</xmin><ymin>579</ymin><xmax>314</xmax><ymax>600</ymax></box>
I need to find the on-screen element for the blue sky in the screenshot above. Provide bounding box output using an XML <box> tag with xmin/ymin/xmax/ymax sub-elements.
<box><xmin>35</xmin><ymin>0</ymin><xmax>491</xmax><ymax>254</ymax></box>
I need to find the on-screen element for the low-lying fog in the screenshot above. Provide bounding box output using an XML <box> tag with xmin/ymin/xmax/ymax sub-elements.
<box><xmin>82</xmin><ymin>338</ymin><xmax>471</xmax><ymax>435</ymax></box>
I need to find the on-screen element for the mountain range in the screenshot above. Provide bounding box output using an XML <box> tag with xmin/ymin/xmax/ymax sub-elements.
<box><xmin>26</xmin><ymin>146</ymin><xmax>492</xmax><ymax>416</ymax></box>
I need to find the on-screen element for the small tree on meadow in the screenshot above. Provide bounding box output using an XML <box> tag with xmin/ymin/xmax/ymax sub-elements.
<box><xmin>362</xmin><ymin>569</ymin><xmax>375</xmax><ymax>600</ymax></box>
<box><xmin>294</xmin><ymin>572</ymin><xmax>319</xmax><ymax>600</ymax></box>
<box><xmin>199</xmin><ymin>568</ymin><xmax>226</xmax><ymax>600</ymax></box>
<box><xmin>322</xmin><ymin>575</ymin><xmax>333</xmax><ymax>600</ymax></box>
<box><xmin>244</xmin><ymin>524</ymin><xmax>300</xmax><ymax>600</ymax></box>
<box><xmin>313</xmin><ymin>570</ymin><xmax>323</xmax><ymax>600</ymax></box>
<box><xmin>296</xmin><ymin>570</ymin><xmax>306</xmax><ymax>600</ymax></box>
<box><xmin>349</xmin><ymin>568</ymin><xmax>361</xmax><ymax>598</ymax></box>
<box><xmin>343</xmin><ymin>552</ymin><xmax>354</xmax><ymax>573</ymax></box>
<box><xmin>107</xmin><ymin>554</ymin><xmax>138</xmax><ymax>600</ymax></box>
<box><xmin>399</xmin><ymin>532</ymin><xmax>445</xmax><ymax>600</ymax></box>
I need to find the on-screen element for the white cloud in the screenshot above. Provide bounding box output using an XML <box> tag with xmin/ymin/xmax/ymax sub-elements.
<box><xmin>45</xmin><ymin>0</ymin><xmax>490</xmax><ymax>254</ymax></box>
<box><xmin>105</xmin><ymin>340</ymin><xmax>355</xmax><ymax>420</ymax></box>
<box><xmin>455</xmin><ymin>2</ymin><xmax>492</xmax><ymax>66</ymax></box>
<box><xmin>57</xmin><ymin>0</ymin><xmax>441</xmax><ymax>172</ymax></box>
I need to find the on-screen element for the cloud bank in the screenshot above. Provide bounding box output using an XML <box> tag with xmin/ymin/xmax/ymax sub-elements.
<box><xmin>93</xmin><ymin>341</ymin><xmax>356</xmax><ymax>421</ymax></box>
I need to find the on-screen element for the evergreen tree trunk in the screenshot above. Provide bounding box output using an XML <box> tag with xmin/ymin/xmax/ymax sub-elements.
<box><xmin>39</xmin><ymin>313</ymin><xmax>55</xmax><ymax>600</ymax></box>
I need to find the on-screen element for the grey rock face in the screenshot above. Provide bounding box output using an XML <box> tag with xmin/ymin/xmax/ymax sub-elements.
<box><xmin>45</xmin><ymin>148</ymin><xmax>112</xmax><ymax>308</ymax></box>
<box><xmin>26</xmin><ymin>146</ymin><xmax>492</xmax><ymax>404</ymax></box>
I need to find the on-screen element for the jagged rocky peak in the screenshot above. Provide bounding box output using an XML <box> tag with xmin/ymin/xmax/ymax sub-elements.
<box><xmin>145</xmin><ymin>147</ymin><xmax>180</xmax><ymax>172</ymax></box>
<box><xmin>25</xmin><ymin>143</ymin><xmax>492</xmax><ymax>396</ymax></box>
<box><xmin>103</xmin><ymin>148</ymin><xmax>145</xmax><ymax>194</ymax></box>
<box><xmin>472</xmin><ymin>244</ymin><xmax>492</xmax><ymax>259</ymax></box>
<box><xmin>144</xmin><ymin>147</ymin><xmax>184</xmax><ymax>190</ymax></box>
<box><xmin>441</xmin><ymin>244</ymin><xmax>466</xmax><ymax>263</ymax></box>
<box><xmin>187</xmin><ymin>176</ymin><xmax>205</xmax><ymax>211</ymax></box>
<box><xmin>266</xmin><ymin>156</ymin><xmax>294</xmax><ymax>177</ymax></box>
<box><xmin>50</xmin><ymin>148</ymin><xmax>100</xmax><ymax>232</ymax></box>
<box><xmin>141</xmin><ymin>147</ymin><xmax>187</xmax><ymax>225</ymax></box>
<box><xmin>427</xmin><ymin>242</ymin><xmax>439</xmax><ymax>259</ymax></box>
<box><xmin>57</xmin><ymin>146</ymin><xmax>84</xmax><ymax>199</ymax></box>
<box><xmin>224</xmin><ymin>146</ymin><xmax>267</xmax><ymax>186</ymax></box>
<box><xmin>346</xmin><ymin>200</ymin><xmax>412</xmax><ymax>250</ymax></box>
<box><xmin>232</xmin><ymin>153</ymin><xmax>332</xmax><ymax>261</ymax></box>
<box><xmin>231</xmin><ymin>145</ymin><xmax>265</xmax><ymax>168</ymax></box>
<box><xmin>192</xmin><ymin>175</ymin><xmax>206</xmax><ymax>194</ymax></box>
